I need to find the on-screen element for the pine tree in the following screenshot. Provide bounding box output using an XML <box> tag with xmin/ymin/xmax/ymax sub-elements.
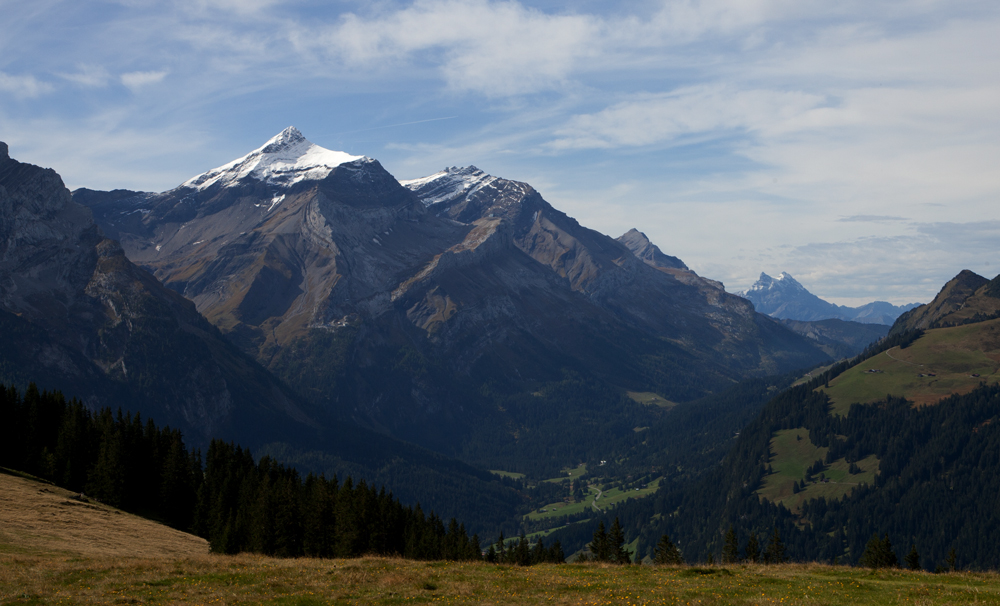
<box><xmin>515</xmin><ymin>531</ymin><xmax>531</xmax><ymax>566</ymax></box>
<box><xmin>947</xmin><ymin>548</ymin><xmax>957</xmax><ymax>572</ymax></box>
<box><xmin>744</xmin><ymin>533</ymin><xmax>760</xmax><ymax>563</ymax></box>
<box><xmin>653</xmin><ymin>534</ymin><xmax>684</xmax><ymax>565</ymax></box>
<box><xmin>608</xmin><ymin>517</ymin><xmax>631</xmax><ymax>564</ymax></box>
<box><xmin>722</xmin><ymin>526</ymin><xmax>739</xmax><ymax>564</ymax></box>
<box><xmin>860</xmin><ymin>533</ymin><xmax>898</xmax><ymax>569</ymax></box>
<box><xmin>589</xmin><ymin>521</ymin><xmax>609</xmax><ymax>562</ymax></box>
<box><xmin>905</xmin><ymin>544</ymin><xmax>920</xmax><ymax>571</ymax></box>
<box><xmin>763</xmin><ymin>527</ymin><xmax>785</xmax><ymax>564</ymax></box>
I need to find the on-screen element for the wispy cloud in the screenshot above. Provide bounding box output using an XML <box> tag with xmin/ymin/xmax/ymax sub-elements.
<box><xmin>57</xmin><ymin>65</ymin><xmax>112</xmax><ymax>88</ymax></box>
<box><xmin>838</xmin><ymin>215</ymin><xmax>908</xmax><ymax>223</ymax></box>
<box><xmin>0</xmin><ymin>72</ymin><xmax>54</xmax><ymax>98</ymax></box>
<box><xmin>121</xmin><ymin>70</ymin><xmax>169</xmax><ymax>92</ymax></box>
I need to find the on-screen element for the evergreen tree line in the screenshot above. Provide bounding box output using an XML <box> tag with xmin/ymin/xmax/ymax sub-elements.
<box><xmin>0</xmin><ymin>383</ymin><xmax>503</xmax><ymax>562</ymax></box>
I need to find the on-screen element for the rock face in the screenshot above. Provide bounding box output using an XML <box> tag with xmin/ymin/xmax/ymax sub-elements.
<box><xmin>738</xmin><ymin>272</ymin><xmax>919</xmax><ymax>325</ymax></box>
<box><xmin>0</xmin><ymin>140</ymin><xmax>314</xmax><ymax>445</ymax></box>
<box><xmin>616</xmin><ymin>228</ymin><xmax>688</xmax><ymax>271</ymax></box>
<box><xmin>76</xmin><ymin>129</ymin><xmax>831</xmax><ymax>460</ymax></box>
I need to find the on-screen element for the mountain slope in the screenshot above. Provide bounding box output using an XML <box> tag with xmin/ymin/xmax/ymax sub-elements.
<box><xmin>779</xmin><ymin>318</ymin><xmax>889</xmax><ymax>359</ymax></box>
<box><xmin>739</xmin><ymin>272</ymin><xmax>919</xmax><ymax>325</ymax></box>
<box><xmin>0</xmin><ymin>140</ymin><xmax>316</xmax><ymax>444</ymax></box>
<box><xmin>75</xmin><ymin>130</ymin><xmax>830</xmax><ymax>473</ymax></box>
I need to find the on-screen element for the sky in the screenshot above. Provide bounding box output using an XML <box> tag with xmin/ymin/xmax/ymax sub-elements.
<box><xmin>2</xmin><ymin>0</ymin><xmax>998</xmax><ymax>306</ymax></box>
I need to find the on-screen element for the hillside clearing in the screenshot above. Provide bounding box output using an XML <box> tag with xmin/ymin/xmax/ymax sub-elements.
<box><xmin>756</xmin><ymin>429</ymin><xmax>879</xmax><ymax>513</ymax></box>
<box><xmin>821</xmin><ymin>320</ymin><xmax>1000</xmax><ymax>414</ymax></box>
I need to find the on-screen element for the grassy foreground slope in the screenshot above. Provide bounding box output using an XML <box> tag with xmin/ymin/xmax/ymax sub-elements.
<box><xmin>5</xmin><ymin>469</ymin><xmax>1000</xmax><ymax>605</ymax></box>
<box><xmin>0</xmin><ymin>470</ymin><xmax>207</xmax><ymax>559</ymax></box>
<box><xmin>5</xmin><ymin>554</ymin><xmax>1000</xmax><ymax>605</ymax></box>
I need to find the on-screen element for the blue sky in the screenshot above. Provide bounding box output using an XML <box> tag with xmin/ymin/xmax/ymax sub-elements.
<box><xmin>2</xmin><ymin>0</ymin><xmax>998</xmax><ymax>305</ymax></box>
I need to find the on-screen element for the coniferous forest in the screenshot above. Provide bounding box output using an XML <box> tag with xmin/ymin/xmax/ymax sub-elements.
<box><xmin>0</xmin><ymin>382</ymin><xmax>497</xmax><ymax>562</ymax></box>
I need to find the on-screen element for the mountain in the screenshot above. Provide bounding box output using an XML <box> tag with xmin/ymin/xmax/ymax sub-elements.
<box><xmin>74</xmin><ymin>128</ymin><xmax>831</xmax><ymax>475</ymax></box>
<box><xmin>738</xmin><ymin>272</ymin><xmax>919</xmax><ymax>325</ymax></box>
<box><xmin>0</xmin><ymin>140</ymin><xmax>528</xmax><ymax>534</ymax></box>
<box><xmin>0</xmin><ymin>140</ymin><xmax>319</xmax><ymax>444</ymax></box>
<box><xmin>890</xmin><ymin>269</ymin><xmax>1000</xmax><ymax>334</ymax></box>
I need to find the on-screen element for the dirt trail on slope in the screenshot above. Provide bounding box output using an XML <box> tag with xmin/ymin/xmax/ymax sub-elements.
<box><xmin>0</xmin><ymin>470</ymin><xmax>208</xmax><ymax>558</ymax></box>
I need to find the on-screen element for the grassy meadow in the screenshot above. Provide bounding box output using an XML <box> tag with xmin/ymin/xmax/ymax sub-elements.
<box><xmin>5</xmin><ymin>553</ymin><xmax>1000</xmax><ymax>605</ymax></box>
<box><xmin>820</xmin><ymin>320</ymin><xmax>1000</xmax><ymax>414</ymax></box>
<box><xmin>755</xmin><ymin>429</ymin><xmax>878</xmax><ymax>513</ymax></box>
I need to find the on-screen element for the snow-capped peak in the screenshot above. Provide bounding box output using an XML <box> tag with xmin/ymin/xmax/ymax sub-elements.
<box><xmin>739</xmin><ymin>272</ymin><xmax>806</xmax><ymax>296</ymax></box>
<box><xmin>400</xmin><ymin>166</ymin><xmax>498</xmax><ymax>206</ymax></box>
<box><xmin>181</xmin><ymin>127</ymin><xmax>366</xmax><ymax>191</ymax></box>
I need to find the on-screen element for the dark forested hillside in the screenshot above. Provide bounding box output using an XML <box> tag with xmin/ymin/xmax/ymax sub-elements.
<box><xmin>0</xmin><ymin>382</ymin><xmax>488</xmax><ymax>561</ymax></box>
<box><xmin>551</xmin><ymin>320</ymin><xmax>1000</xmax><ymax>571</ymax></box>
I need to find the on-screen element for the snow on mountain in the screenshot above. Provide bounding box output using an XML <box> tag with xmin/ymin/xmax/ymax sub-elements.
<box><xmin>181</xmin><ymin>126</ymin><xmax>365</xmax><ymax>191</ymax></box>
<box><xmin>400</xmin><ymin>166</ymin><xmax>499</xmax><ymax>207</ymax></box>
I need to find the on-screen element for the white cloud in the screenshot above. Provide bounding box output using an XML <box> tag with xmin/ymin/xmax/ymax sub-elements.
<box><xmin>548</xmin><ymin>86</ymin><xmax>827</xmax><ymax>149</ymax></box>
<box><xmin>121</xmin><ymin>70</ymin><xmax>169</xmax><ymax>92</ymax></box>
<box><xmin>310</xmin><ymin>0</ymin><xmax>601</xmax><ymax>96</ymax></box>
<box><xmin>0</xmin><ymin>72</ymin><xmax>54</xmax><ymax>98</ymax></box>
<box><xmin>58</xmin><ymin>65</ymin><xmax>112</xmax><ymax>88</ymax></box>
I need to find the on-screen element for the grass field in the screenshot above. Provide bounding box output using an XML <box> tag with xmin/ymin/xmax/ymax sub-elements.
<box><xmin>4</xmin><ymin>554</ymin><xmax>1000</xmax><ymax>605</ymax></box>
<box><xmin>756</xmin><ymin>429</ymin><xmax>879</xmax><ymax>513</ymax></box>
<box><xmin>488</xmin><ymin>470</ymin><xmax>525</xmax><ymax>480</ymax></box>
<box><xmin>542</xmin><ymin>464</ymin><xmax>588</xmax><ymax>484</ymax></box>
<box><xmin>627</xmin><ymin>391</ymin><xmax>678</xmax><ymax>410</ymax></box>
<box><xmin>820</xmin><ymin>320</ymin><xmax>1000</xmax><ymax>415</ymax></box>
<box><xmin>526</xmin><ymin>479</ymin><xmax>662</xmax><ymax>521</ymax></box>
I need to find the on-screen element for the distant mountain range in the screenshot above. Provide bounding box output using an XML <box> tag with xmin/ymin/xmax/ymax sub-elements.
<box><xmin>74</xmin><ymin>127</ymin><xmax>831</xmax><ymax>475</ymax></box>
<box><xmin>737</xmin><ymin>272</ymin><xmax>919</xmax><ymax>325</ymax></box>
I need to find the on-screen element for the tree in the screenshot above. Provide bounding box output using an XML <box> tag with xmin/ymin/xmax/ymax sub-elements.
<box><xmin>859</xmin><ymin>533</ymin><xmax>898</xmax><ymax>569</ymax></box>
<box><xmin>722</xmin><ymin>526</ymin><xmax>739</xmax><ymax>564</ymax></box>
<box><xmin>744</xmin><ymin>533</ymin><xmax>760</xmax><ymax>563</ymax></box>
<box><xmin>589</xmin><ymin>521</ymin><xmax>609</xmax><ymax>562</ymax></box>
<box><xmin>653</xmin><ymin>534</ymin><xmax>684</xmax><ymax>565</ymax></box>
<box><xmin>608</xmin><ymin>517</ymin><xmax>631</xmax><ymax>564</ymax></box>
<box><xmin>905</xmin><ymin>544</ymin><xmax>920</xmax><ymax>571</ymax></box>
<box><xmin>947</xmin><ymin>548</ymin><xmax>957</xmax><ymax>572</ymax></box>
<box><xmin>763</xmin><ymin>527</ymin><xmax>785</xmax><ymax>564</ymax></box>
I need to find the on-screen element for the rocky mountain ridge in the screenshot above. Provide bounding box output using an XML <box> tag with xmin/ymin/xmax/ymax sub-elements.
<box><xmin>890</xmin><ymin>269</ymin><xmax>1000</xmax><ymax>335</ymax></box>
